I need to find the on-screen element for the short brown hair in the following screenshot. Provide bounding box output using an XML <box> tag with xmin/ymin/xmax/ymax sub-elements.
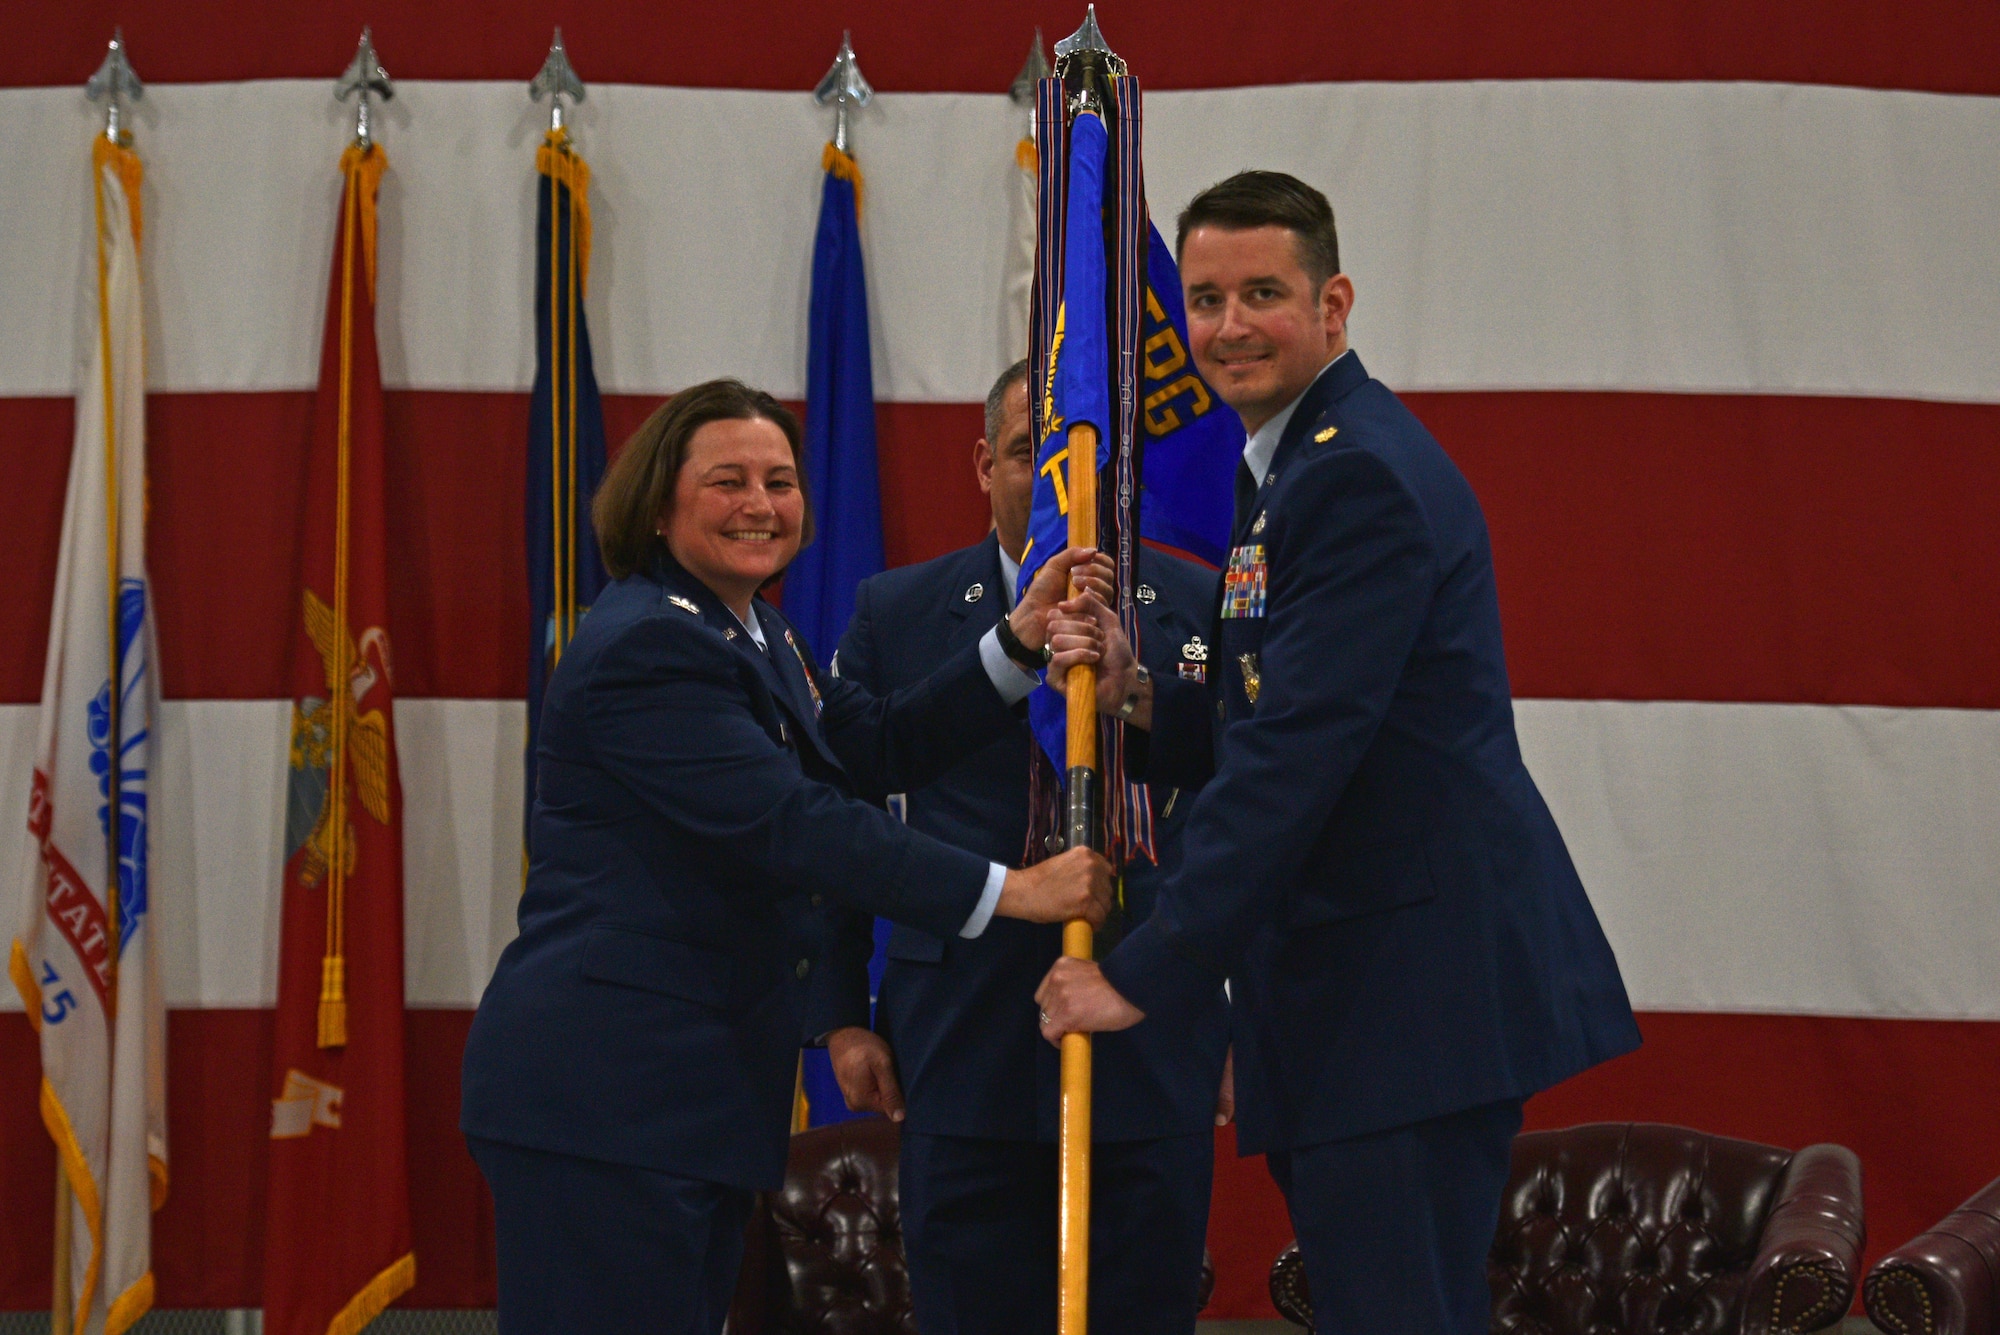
<box><xmin>592</xmin><ymin>379</ymin><xmax>810</xmax><ymax>580</ymax></box>
<box><xmin>1175</xmin><ymin>171</ymin><xmax>1340</xmax><ymax>287</ymax></box>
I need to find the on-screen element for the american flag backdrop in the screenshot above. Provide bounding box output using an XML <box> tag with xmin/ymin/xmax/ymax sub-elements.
<box><xmin>1</xmin><ymin>2</ymin><xmax>1996</xmax><ymax>1318</ymax></box>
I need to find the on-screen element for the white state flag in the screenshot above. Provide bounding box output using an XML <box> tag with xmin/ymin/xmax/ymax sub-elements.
<box><xmin>9</xmin><ymin>140</ymin><xmax>167</xmax><ymax>1335</ymax></box>
<box><xmin>1001</xmin><ymin>133</ymin><xmax>1037</xmax><ymax>368</ymax></box>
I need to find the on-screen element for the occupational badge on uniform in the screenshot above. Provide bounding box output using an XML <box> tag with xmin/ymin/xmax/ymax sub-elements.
<box><xmin>1237</xmin><ymin>652</ymin><xmax>1262</xmax><ymax>704</ymax></box>
<box><xmin>668</xmin><ymin>594</ymin><xmax>701</xmax><ymax>616</ymax></box>
<box><xmin>1221</xmin><ymin>544</ymin><xmax>1268</xmax><ymax>620</ymax></box>
<box><xmin>1179</xmin><ymin>633</ymin><xmax>1209</xmax><ymax>682</ymax></box>
<box><xmin>783</xmin><ymin>629</ymin><xmax>825</xmax><ymax>716</ymax></box>
<box><xmin>1251</xmin><ymin>511</ymin><xmax>1266</xmax><ymax>536</ymax></box>
<box><xmin>1314</xmin><ymin>426</ymin><xmax>1339</xmax><ymax>443</ymax></box>
<box><xmin>1135</xmin><ymin>583</ymin><xmax>1157</xmax><ymax>604</ymax></box>
<box><xmin>965</xmin><ymin>583</ymin><xmax>984</xmax><ymax>603</ymax></box>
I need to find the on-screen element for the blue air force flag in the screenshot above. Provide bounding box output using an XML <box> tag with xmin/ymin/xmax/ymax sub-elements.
<box><xmin>526</xmin><ymin>130</ymin><xmax>610</xmax><ymax>840</ymax></box>
<box><xmin>784</xmin><ymin>144</ymin><xmax>886</xmax><ymax>668</ymax></box>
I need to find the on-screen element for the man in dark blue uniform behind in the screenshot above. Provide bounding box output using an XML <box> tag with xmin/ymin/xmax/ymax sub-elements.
<box><xmin>808</xmin><ymin>361</ymin><xmax>1230</xmax><ymax>1335</ymax></box>
<box><xmin>1036</xmin><ymin>173</ymin><xmax>1642</xmax><ymax>1334</ymax></box>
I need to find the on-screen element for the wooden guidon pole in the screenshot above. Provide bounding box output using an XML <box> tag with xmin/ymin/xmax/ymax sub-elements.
<box><xmin>1058</xmin><ymin>419</ymin><xmax>1100</xmax><ymax>1335</ymax></box>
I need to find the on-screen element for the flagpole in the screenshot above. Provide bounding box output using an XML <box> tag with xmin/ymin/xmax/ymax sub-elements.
<box><xmin>1049</xmin><ymin>10</ymin><xmax>1127</xmax><ymax>1331</ymax></box>
<box><xmin>1059</xmin><ymin>419</ymin><xmax>1100</xmax><ymax>1335</ymax></box>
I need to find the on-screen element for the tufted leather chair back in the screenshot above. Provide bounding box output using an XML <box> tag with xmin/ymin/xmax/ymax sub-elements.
<box><xmin>727</xmin><ymin>1117</ymin><xmax>1218</xmax><ymax>1334</ymax></box>
<box><xmin>1493</xmin><ymin>1124</ymin><xmax>1788</xmax><ymax>1333</ymax></box>
<box><xmin>1273</xmin><ymin>1122</ymin><xmax>1864</xmax><ymax>1334</ymax></box>
<box><xmin>1489</xmin><ymin>1124</ymin><xmax>1862</xmax><ymax>1335</ymax></box>
<box><xmin>729</xmin><ymin>1118</ymin><xmax>915</xmax><ymax>1334</ymax></box>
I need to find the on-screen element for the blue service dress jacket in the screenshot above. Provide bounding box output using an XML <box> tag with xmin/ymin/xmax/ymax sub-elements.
<box><xmin>461</xmin><ymin>549</ymin><xmax>1022</xmax><ymax>1190</ymax></box>
<box><xmin>1099</xmin><ymin>352</ymin><xmax>1642</xmax><ymax>1157</ymax></box>
<box><xmin>807</xmin><ymin>534</ymin><xmax>1230</xmax><ymax>1142</ymax></box>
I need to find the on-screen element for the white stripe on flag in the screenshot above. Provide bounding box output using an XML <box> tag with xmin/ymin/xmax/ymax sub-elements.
<box><xmin>1</xmin><ymin>80</ymin><xmax>1995</xmax><ymax>402</ymax></box>
<box><xmin>2</xmin><ymin>696</ymin><xmax>1997</xmax><ymax>1019</ymax></box>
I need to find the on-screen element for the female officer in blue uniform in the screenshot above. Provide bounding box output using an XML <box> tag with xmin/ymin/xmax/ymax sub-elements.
<box><xmin>461</xmin><ymin>379</ymin><xmax>1113</xmax><ymax>1334</ymax></box>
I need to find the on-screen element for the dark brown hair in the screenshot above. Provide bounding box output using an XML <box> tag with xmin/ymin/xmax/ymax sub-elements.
<box><xmin>592</xmin><ymin>379</ymin><xmax>810</xmax><ymax>580</ymax></box>
<box><xmin>1175</xmin><ymin>171</ymin><xmax>1340</xmax><ymax>287</ymax></box>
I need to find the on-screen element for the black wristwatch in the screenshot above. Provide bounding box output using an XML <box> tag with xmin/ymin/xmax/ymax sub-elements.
<box><xmin>995</xmin><ymin>613</ymin><xmax>1052</xmax><ymax>672</ymax></box>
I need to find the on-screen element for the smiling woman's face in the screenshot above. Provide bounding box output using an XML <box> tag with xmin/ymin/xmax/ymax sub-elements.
<box><xmin>661</xmin><ymin>415</ymin><xmax>805</xmax><ymax>613</ymax></box>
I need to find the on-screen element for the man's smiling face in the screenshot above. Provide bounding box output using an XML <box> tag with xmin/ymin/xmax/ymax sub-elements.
<box><xmin>1180</xmin><ymin>223</ymin><xmax>1352</xmax><ymax>435</ymax></box>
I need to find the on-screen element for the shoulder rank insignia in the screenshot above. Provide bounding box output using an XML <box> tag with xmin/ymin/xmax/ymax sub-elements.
<box><xmin>1237</xmin><ymin>652</ymin><xmax>1262</xmax><ymax>704</ymax></box>
<box><xmin>1251</xmin><ymin>511</ymin><xmax>1266</xmax><ymax>536</ymax></box>
<box><xmin>668</xmin><ymin>594</ymin><xmax>701</xmax><ymax>616</ymax></box>
<box><xmin>965</xmin><ymin>582</ymin><xmax>984</xmax><ymax>603</ymax></box>
<box><xmin>1135</xmin><ymin>583</ymin><xmax>1157</xmax><ymax>604</ymax></box>
<box><xmin>1314</xmin><ymin>425</ymin><xmax>1339</xmax><ymax>443</ymax></box>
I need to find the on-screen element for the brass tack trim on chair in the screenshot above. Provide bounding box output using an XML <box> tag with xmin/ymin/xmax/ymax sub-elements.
<box><xmin>1772</xmin><ymin>1261</ymin><xmax>1843</xmax><ymax>1334</ymax></box>
<box><xmin>1862</xmin><ymin>1266</ymin><xmax>1936</xmax><ymax>1335</ymax></box>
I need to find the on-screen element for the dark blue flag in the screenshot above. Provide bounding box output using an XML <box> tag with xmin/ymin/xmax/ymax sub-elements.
<box><xmin>526</xmin><ymin>132</ymin><xmax>609</xmax><ymax>844</ymax></box>
<box><xmin>1137</xmin><ymin>224</ymin><xmax>1243</xmax><ymax>568</ymax></box>
<box><xmin>784</xmin><ymin>146</ymin><xmax>885</xmax><ymax>669</ymax></box>
<box><xmin>1018</xmin><ymin>110</ymin><xmax>1111</xmax><ymax>774</ymax></box>
<box><xmin>791</xmin><ymin>145</ymin><xmax>889</xmax><ymax>1126</ymax></box>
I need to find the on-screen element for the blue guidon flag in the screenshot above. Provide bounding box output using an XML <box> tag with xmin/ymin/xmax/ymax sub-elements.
<box><xmin>1019</xmin><ymin>73</ymin><xmax>1159</xmax><ymax>876</ymax></box>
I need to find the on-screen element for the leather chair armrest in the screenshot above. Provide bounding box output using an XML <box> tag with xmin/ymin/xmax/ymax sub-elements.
<box><xmin>1742</xmin><ymin>1143</ymin><xmax>1867</xmax><ymax>1335</ymax></box>
<box><xmin>1864</xmin><ymin>1204</ymin><xmax>2000</xmax><ymax>1335</ymax></box>
<box><xmin>1269</xmin><ymin>1241</ymin><xmax>1312</xmax><ymax>1329</ymax></box>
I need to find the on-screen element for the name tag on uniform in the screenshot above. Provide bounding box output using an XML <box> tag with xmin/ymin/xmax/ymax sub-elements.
<box><xmin>1221</xmin><ymin>544</ymin><xmax>1267</xmax><ymax>620</ymax></box>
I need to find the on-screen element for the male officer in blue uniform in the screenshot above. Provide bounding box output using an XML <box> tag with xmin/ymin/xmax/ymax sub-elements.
<box><xmin>809</xmin><ymin>361</ymin><xmax>1230</xmax><ymax>1335</ymax></box>
<box><xmin>1036</xmin><ymin>173</ymin><xmax>1642</xmax><ymax>1334</ymax></box>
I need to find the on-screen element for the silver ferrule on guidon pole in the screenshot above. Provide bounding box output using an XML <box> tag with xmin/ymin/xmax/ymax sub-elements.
<box><xmin>1009</xmin><ymin>28</ymin><xmax>1050</xmax><ymax>140</ymax></box>
<box><xmin>530</xmin><ymin>27</ymin><xmax>587</xmax><ymax>135</ymax></box>
<box><xmin>813</xmin><ymin>31</ymin><xmax>874</xmax><ymax>156</ymax></box>
<box><xmin>335</xmin><ymin>27</ymin><xmax>395</xmax><ymax>149</ymax></box>
<box><xmin>85</xmin><ymin>29</ymin><xmax>145</xmax><ymax>145</ymax></box>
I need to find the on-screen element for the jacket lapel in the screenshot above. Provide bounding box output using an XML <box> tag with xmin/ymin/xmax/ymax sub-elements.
<box><xmin>945</xmin><ymin>533</ymin><xmax>1007</xmax><ymax>652</ymax></box>
<box><xmin>1249</xmin><ymin>351</ymin><xmax>1370</xmax><ymax>531</ymax></box>
<box><xmin>755</xmin><ymin>602</ymin><xmax>846</xmax><ymax>772</ymax></box>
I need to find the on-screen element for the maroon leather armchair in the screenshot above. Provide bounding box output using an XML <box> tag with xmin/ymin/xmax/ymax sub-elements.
<box><xmin>1269</xmin><ymin>1123</ymin><xmax>1865</xmax><ymax>1335</ymax></box>
<box><xmin>1863</xmin><ymin>1172</ymin><xmax>2000</xmax><ymax>1335</ymax></box>
<box><xmin>726</xmin><ymin>1117</ymin><xmax>1215</xmax><ymax>1334</ymax></box>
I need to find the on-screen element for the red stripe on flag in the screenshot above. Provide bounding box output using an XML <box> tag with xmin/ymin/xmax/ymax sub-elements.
<box><xmin>6</xmin><ymin>1009</ymin><xmax>1996</xmax><ymax>1315</ymax></box>
<box><xmin>10</xmin><ymin>0</ymin><xmax>2000</xmax><ymax>94</ymax></box>
<box><xmin>2</xmin><ymin>391</ymin><xmax>1994</xmax><ymax>706</ymax></box>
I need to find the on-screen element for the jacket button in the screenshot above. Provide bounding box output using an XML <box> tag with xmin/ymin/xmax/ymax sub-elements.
<box><xmin>795</xmin><ymin>959</ymin><xmax>811</xmax><ymax>979</ymax></box>
<box><xmin>1216</xmin><ymin>700</ymin><xmax>1226</xmax><ymax>720</ymax></box>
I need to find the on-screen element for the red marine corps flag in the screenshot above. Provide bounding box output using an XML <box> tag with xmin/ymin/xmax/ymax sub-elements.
<box><xmin>262</xmin><ymin>34</ymin><xmax>414</xmax><ymax>1335</ymax></box>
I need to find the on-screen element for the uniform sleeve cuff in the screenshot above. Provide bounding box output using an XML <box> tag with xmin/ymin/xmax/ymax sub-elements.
<box><xmin>978</xmin><ymin>625</ymin><xmax>1040</xmax><ymax>706</ymax></box>
<box><xmin>1100</xmin><ymin>917</ymin><xmax>1223</xmax><ymax>1027</ymax></box>
<box><xmin>960</xmin><ymin>862</ymin><xmax>1008</xmax><ymax>938</ymax></box>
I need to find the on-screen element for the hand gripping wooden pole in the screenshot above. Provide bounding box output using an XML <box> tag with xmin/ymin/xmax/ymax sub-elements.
<box><xmin>1059</xmin><ymin>419</ymin><xmax>1100</xmax><ymax>1335</ymax></box>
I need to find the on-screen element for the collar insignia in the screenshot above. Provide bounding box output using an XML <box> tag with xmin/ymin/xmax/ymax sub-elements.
<box><xmin>1181</xmin><ymin>634</ymin><xmax>1208</xmax><ymax>662</ymax></box>
<box><xmin>1314</xmin><ymin>426</ymin><xmax>1339</xmax><ymax>443</ymax></box>
<box><xmin>668</xmin><ymin>594</ymin><xmax>701</xmax><ymax>616</ymax></box>
<box><xmin>965</xmin><ymin>582</ymin><xmax>984</xmax><ymax>603</ymax></box>
<box><xmin>724</xmin><ymin>627</ymin><xmax>739</xmax><ymax>640</ymax></box>
<box><xmin>1135</xmin><ymin>583</ymin><xmax>1157</xmax><ymax>604</ymax></box>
